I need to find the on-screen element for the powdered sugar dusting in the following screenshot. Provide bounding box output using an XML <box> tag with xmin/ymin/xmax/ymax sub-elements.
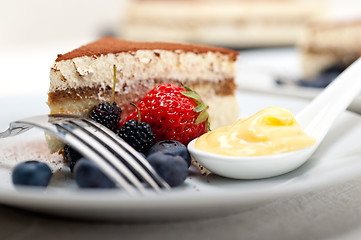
<box><xmin>0</xmin><ymin>138</ymin><xmax>64</xmax><ymax>171</ymax></box>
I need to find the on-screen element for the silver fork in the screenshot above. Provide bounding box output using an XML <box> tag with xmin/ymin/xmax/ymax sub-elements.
<box><xmin>0</xmin><ymin>114</ymin><xmax>171</xmax><ymax>196</ymax></box>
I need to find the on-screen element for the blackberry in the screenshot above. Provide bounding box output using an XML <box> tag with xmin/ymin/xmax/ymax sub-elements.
<box><xmin>89</xmin><ymin>101</ymin><xmax>121</xmax><ymax>132</ymax></box>
<box><xmin>63</xmin><ymin>144</ymin><xmax>83</xmax><ymax>172</ymax></box>
<box><xmin>118</xmin><ymin>103</ymin><xmax>155</xmax><ymax>154</ymax></box>
<box><xmin>118</xmin><ymin>119</ymin><xmax>155</xmax><ymax>154</ymax></box>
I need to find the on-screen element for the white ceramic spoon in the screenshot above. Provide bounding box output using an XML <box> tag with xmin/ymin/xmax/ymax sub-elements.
<box><xmin>188</xmin><ymin>58</ymin><xmax>361</xmax><ymax>179</ymax></box>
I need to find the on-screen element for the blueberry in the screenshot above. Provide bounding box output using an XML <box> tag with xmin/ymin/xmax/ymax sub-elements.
<box><xmin>148</xmin><ymin>140</ymin><xmax>191</xmax><ymax>167</ymax></box>
<box><xmin>297</xmin><ymin>62</ymin><xmax>345</xmax><ymax>89</ymax></box>
<box><xmin>12</xmin><ymin>161</ymin><xmax>52</xmax><ymax>187</ymax></box>
<box><xmin>147</xmin><ymin>152</ymin><xmax>188</xmax><ymax>187</ymax></box>
<box><xmin>74</xmin><ymin>158</ymin><xmax>116</xmax><ymax>189</ymax></box>
<box><xmin>298</xmin><ymin>72</ymin><xmax>339</xmax><ymax>88</ymax></box>
<box><xmin>322</xmin><ymin>63</ymin><xmax>346</xmax><ymax>74</ymax></box>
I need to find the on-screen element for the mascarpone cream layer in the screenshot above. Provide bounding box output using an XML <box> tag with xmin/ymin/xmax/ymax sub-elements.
<box><xmin>299</xmin><ymin>20</ymin><xmax>361</xmax><ymax>77</ymax></box>
<box><xmin>125</xmin><ymin>22</ymin><xmax>306</xmax><ymax>47</ymax></box>
<box><xmin>125</xmin><ymin>1</ymin><xmax>321</xmax><ymax>22</ymax></box>
<box><xmin>299</xmin><ymin>21</ymin><xmax>361</xmax><ymax>53</ymax></box>
<box><xmin>50</xmin><ymin>50</ymin><xmax>236</xmax><ymax>92</ymax></box>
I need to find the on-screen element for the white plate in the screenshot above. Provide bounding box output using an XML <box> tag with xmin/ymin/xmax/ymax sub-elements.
<box><xmin>0</xmin><ymin>91</ymin><xmax>361</xmax><ymax>221</ymax></box>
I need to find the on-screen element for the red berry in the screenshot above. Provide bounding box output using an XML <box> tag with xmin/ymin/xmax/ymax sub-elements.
<box><xmin>120</xmin><ymin>84</ymin><xmax>209</xmax><ymax>145</ymax></box>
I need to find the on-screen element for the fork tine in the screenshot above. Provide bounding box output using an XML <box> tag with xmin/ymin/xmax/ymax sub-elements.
<box><xmin>2</xmin><ymin>114</ymin><xmax>171</xmax><ymax>194</ymax></box>
<box><xmin>77</xmin><ymin>118</ymin><xmax>171</xmax><ymax>190</ymax></box>
<box><xmin>6</xmin><ymin>115</ymin><xmax>141</xmax><ymax>195</ymax></box>
<box><xmin>51</xmin><ymin>124</ymin><xmax>140</xmax><ymax>196</ymax></box>
<box><xmin>57</xmin><ymin>122</ymin><xmax>149</xmax><ymax>194</ymax></box>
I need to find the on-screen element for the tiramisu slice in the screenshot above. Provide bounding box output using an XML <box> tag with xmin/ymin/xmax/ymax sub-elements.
<box><xmin>298</xmin><ymin>18</ymin><xmax>361</xmax><ymax>79</ymax></box>
<box><xmin>121</xmin><ymin>0</ymin><xmax>325</xmax><ymax>48</ymax></box>
<box><xmin>47</xmin><ymin>37</ymin><xmax>239</xmax><ymax>151</ymax></box>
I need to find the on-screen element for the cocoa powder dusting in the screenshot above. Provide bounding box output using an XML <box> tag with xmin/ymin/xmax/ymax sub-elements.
<box><xmin>0</xmin><ymin>139</ymin><xmax>64</xmax><ymax>170</ymax></box>
<box><xmin>55</xmin><ymin>37</ymin><xmax>239</xmax><ymax>62</ymax></box>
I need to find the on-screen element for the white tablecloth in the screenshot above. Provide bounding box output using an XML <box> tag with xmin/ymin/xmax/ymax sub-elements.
<box><xmin>1</xmin><ymin>178</ymin><xmax>361</xmax><ymax>240</ymax></box>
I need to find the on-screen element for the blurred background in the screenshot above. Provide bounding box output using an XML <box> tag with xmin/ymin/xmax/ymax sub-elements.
<box><xmin>0</xmin><ymin>0</ymin><xmax>360</xmax><ymax>112</ymax></box>
<box><xmin>0</xmin><ymin>0</ymin><xmax>126</xmax><ymax>98</ymax></box>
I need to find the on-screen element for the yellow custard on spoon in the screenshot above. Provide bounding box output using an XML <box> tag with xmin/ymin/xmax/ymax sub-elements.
<box><xmin>195</xmin><ymin>107</ymin><xmax>315</xmax><ymax>156</ymax></box>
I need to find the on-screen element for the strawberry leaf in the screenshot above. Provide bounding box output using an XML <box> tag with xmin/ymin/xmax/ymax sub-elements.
<box><xmin>194</xmin><ymin>103</ymin><xmax>207</xmax><ymax>113</ymax></box>
<box><xmin>181</xmin><ymin>85</ymin><xmax>211</xmax><ymax>131</ymax></box>
<box><xmin>207</xmin><ymin>120</ymin><xmax>211</xmax><ymax>132</ymax></box>
<box><xmin>180</xmin><ymin>91</ymin><xmax>201</xmax><ymax>101</ymax></box>
<box><xmin>183</xmin><ymin>85</ymin><xmax>193</xmax><ymax>91</ymax></box>
<box><xmin>195</xmin><ymin>110</ymin><xmax>209</xmax><ymax>125</ymax></box>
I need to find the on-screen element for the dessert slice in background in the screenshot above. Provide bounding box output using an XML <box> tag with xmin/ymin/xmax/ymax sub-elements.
<box><xmin>298</xmin><ymin>18</ymin><xmax>361</xmax><ymax>81</ymax></box>
<box><xmin>47</xmin><ymin>37</ymin><xmax>239</xmax><ymax>152</ymax></box>
<box><xmin>120</xmin><ymin>0</ymin><xmax>325</xmax><ymax>48</ymax></box>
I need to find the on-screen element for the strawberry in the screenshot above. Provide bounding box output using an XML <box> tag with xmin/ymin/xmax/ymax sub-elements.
<box><xmin>120</xmin><ymin>83</ymin><xmax>210</xmax><ymax>145</ymax></box>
